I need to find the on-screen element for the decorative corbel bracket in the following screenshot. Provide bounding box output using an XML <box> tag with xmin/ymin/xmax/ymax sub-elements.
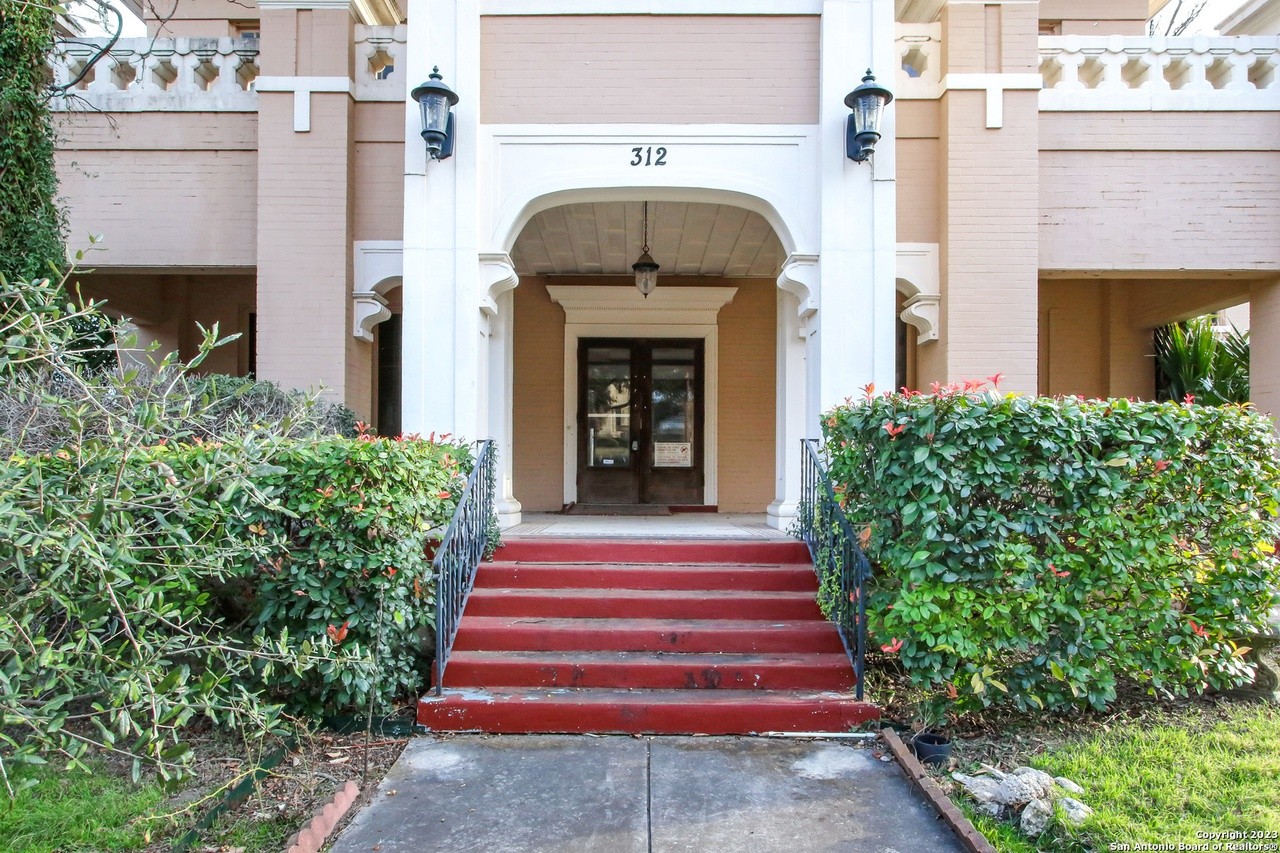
<box><xmin>352</xmin><ymin>240</ymin><xmax>403</xmax><ymax>342</ymax></box>
<box><xmin>480</xmin><ymin>252</ymin><xmax>519</xmax><ymax>317</ymax></box>
<box><xmin>896</xmin><ymin>242</ymin><xmax>941</xmax><ymax>344</ymax></box>
<box><xmin>353</xmin><ymin>292</ymin><xmax>391</xmax><ymax>343</ymax></box>
<box><xmin>777</xmin><ymin>254</ymin><xmax>820</xmax><ymax>334</ymax></box>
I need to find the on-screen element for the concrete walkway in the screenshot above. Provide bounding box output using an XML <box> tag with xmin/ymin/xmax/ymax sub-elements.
<box><xmin>330</xmin><ymin>735</ymin><xmax>964</xmax><ymax>853</ymax></box>
<box><xmin>505</xmin><ymin>513</ymin><xmax>792</xmax><ymax>540</ymax></box>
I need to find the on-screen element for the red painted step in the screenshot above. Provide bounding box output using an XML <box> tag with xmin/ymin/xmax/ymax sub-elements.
<box><xmin>418</xmin><ymin>537</ymin><xmax>876</xmax><ymax>735</ymax></box>
<box><xmin>418</xmin><ymin>687</ymin><xmax>877</xmax><ymax>735</ymax></box>
<box><xmin>444</xmin><ymin>650</ymin><xmax>855</xmax><ymax>691</ymax></box>
<box><xmin>464</xmin><ymin>587</ymin><xmax>825</xmax><ymax>620</ymax></box>
<box><xmin>452</xmin><ymin>616</ymin><xmax>848</xmax><ymax>655</ymax></box>
<box><xmin>492</xmin><ymin>539</ymin><xmax>812</xmax><ymax>564</ymax></box>
<box><xmin>475</xmin><ymin>562</ymin><xmax>815</xmax><ymax>592</ymax></box>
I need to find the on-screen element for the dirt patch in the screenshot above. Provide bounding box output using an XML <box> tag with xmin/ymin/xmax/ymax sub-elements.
<box><xmin>123</xmin><ymin>727</ymin><xmax>408</xmax><ymax>852</ymax></box>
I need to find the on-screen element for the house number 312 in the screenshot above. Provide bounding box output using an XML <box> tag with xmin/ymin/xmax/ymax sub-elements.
<box><xmin>630</xmin><ymin>146</ymin><xmax>668</xmax><ymax>166</ymax></box>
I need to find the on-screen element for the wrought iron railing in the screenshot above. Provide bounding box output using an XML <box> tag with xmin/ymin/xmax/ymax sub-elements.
<box><xmin>432</xmin><ymin>439</ymin><xmax>496</xmax><ymax>694</ymax></box>
<box><xmin>797</xmin><ymin>438</ymin><xmax>871</xmax><ymax>700</ymax></box>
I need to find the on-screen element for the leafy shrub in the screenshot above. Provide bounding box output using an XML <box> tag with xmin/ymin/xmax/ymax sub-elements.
<box><xmin>1154</xmin><ymin>315</ymin><xmax>1250</xmax><ymax>406</ymax></box>
<box><xmin>0</xmin><ymin>272</ymin><xmax>480</xmax><ymax>787</ymax></box>
<box><xmin>186</xmin><ymin>374</ymin><xmax>358</xmax><ymax>439</ymax></box>
<box><xmin>823</xmin><ymin>382</ymin><xmax>1280</xmax><ymax>712</ymax></box>
<box><xmin>231</xmin><ymin>431</ymin><xmax>472</xmax><ymax>715</ymax></box>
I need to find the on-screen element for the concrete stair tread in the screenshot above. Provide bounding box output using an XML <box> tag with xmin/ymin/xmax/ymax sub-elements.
<box><xmin>453</xmin><ymin>615</ymin><xmax>846</xmax><ymax>654</ymax></box>
<box><xmin>475</xmin><ymin>563</ymin><xmax>816</xmax><ymax>591</ymax></box>
<box><xmin>472</xmin><ymin>586</ymin><xmax>818</xmax><ymax>597</ymax></box>
<box><xmin>418</xmin><ymin>686</ymin><xmax>876</xmax><ymax>734</ymax></box>
<box><xmin>492</xmin><ymin>540</ymin><xmax>812</xmax><ymax>564</ymax></box>
<box><xmin>444</xmin><ymin>649</ymin><xmax>855</xmax><ymax>690</ymax></box>
<box><xmin>466</xmin><ymin>587</ymin><xmax>821</xmax><ymax>619</ymax></box>
<box><xmin>455</xmin><ymin>615</ymin><xmax>838</xmax><ymax>631</ymax></box>
<box><xmin>448</xmin><ymin>649</ymin><xmax>852</xmax><ymax>665</ymax></box>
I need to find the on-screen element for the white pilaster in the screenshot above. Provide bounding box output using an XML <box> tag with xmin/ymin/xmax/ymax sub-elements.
<box><xmin>767</xmin><ymin>288</ymin><xmax>810</xmax><ymax>530</ymax></box>
<box><xmin>814</xmin><ymin>0</ymin><xmax>898</xmax><ymax>416</ymax></box>
<box><xmin>402</xmin><ymin>0</ymin><xmax>483</xmax><ymax>440</ymax></box>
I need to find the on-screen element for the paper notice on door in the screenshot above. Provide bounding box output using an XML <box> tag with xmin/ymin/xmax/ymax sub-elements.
<box><xmin>654</xmin><ymin>442</ymin><xmax>693</xmax><ymax>468</ymax></box>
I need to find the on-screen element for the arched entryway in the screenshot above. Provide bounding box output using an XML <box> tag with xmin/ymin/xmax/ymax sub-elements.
<box><xmin>490</xmin><ymin>197</ymin><xmax>807</xmax><ymax>525</ymax></box>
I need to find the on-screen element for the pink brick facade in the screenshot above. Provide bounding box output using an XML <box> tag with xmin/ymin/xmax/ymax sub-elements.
<box><xmin>50</xmin><ymin>0</ymin><xmax>1280</xmax><ymax>522</ymax></box>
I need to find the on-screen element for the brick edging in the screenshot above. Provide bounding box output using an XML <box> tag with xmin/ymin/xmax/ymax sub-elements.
<box><xmin>284</xmin><ymin>780</ymin><xmax>360</xmax><ymax>853</ymax></box>
<box><xmin>880</xmin><ymin>728</ymin><xmax>997</xmax><ymax>853</ymax></box>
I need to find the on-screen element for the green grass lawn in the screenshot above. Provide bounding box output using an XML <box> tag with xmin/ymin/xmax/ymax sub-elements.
<box><xmin>0</xmin><ymin>765</ymin><xmax>175</xmax><ymax>853</ymax></box>
<box><xmin>960</xmin><ymin>701</ymin><xmax>1280</xmax><ymax>851</ymax></box>
<box><xmin>0</xmin><ymin>760</ymin><xmax>292</xmax><ymax>853</ymax></box>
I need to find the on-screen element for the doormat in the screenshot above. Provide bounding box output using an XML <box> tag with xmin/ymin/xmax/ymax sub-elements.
<box><xmin>561</xmin><ymin>504</ymin><xmax>673</xmax><ymax>516</ymax></box>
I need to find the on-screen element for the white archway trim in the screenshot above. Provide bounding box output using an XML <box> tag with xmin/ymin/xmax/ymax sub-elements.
<box><xmin>479</xmin><ymin>0</ymin><xmax>821</xmax><ymax>14</ymax></box>
<box><xmin>897</xmin><ymin>242</ymin><xmax>941</xmax><ymax>344</ymax></box>
<box><xmin>548</xmin><ymin>285</ymin><xmax>737</xmax><ymax>508</ymax></box>
<box><xmin>353</xmin><ymin>240</ymin><xmax>403</xmax><ymax>342</ymax></box>
<box><xmin>778</xmin><ymin>253</ymin><xmax>820</xmax><ymax>325</ymax></box>
<box><xmin>480</xmin><ymin>253</ymin><xmax>519</xmax><ymax>318</ymax></box>
<box><xmin>481</xmin><ymin>124</ymin><xmax>819</xmax><ymax>257</ymax></box>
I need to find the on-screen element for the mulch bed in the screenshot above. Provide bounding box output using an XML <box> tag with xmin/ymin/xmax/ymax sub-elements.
<box><xmin>126</xmin><ymin>726</ymin><xmax>408</xmax><ymax>852</ymax></box>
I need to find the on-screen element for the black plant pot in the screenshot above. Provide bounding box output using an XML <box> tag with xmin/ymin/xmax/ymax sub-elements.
<box><xmin>911</xmin><ymin>732</ymin><xmax>953</xmax><ymax>767</ymax></box>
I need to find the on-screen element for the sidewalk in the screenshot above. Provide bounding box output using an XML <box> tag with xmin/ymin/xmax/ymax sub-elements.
<box><xmin>329</xmin><ymin>734</ymin><xmax>965</xmax><ymax>853</ymax></box>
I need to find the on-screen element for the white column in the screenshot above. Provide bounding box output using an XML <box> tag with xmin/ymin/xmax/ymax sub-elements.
<box><xmin>814</xmin><ymin>0</ymin><xmax>898</xmax><ymax>414</ymax></box>
<box><xmin>768</xmin><ymin>289</ymin><xmax>810</xmax><ymax>530</ymax></box>
<box><xmin>488</xmin><ymin>289</ymin><xmax>523</xmax><ymax>527</ymax></box>
<box><xmin>401</xmin><ymin>0</ymin><xmax>483</xmax><ymax>440</ymax></box>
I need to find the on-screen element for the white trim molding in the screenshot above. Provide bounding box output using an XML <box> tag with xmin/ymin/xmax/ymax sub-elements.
<box><xmin>547</xmin><ymin>285</ymin><xmax>738</xmax><ymax>326</ymax></box>
<box><xmin>896</xmin><ymin>242</ymin><xmax>941</xmax><ymax>344</ymax></box>
<box><xmin>254</xmin><ymin>76</ymin><xmax>353</xmax><ymax>131</ymax></box>
<box><xmin>547</xmin><ymin>285</ymin><xmax>738</xmax><ymax>508</ymax></box>
<box><xmin>258</xmin><ymin>0</ymin><xmax>400</xmax><ymax>24</ymax></box>
<box><xmin>479</xmin><ymin>0</ymin><xmax>821</xmax><ymax>15</ymax></box>
<box><xmin>942</xmin><ymin>73</ymin><xmax>1044</xmax><ymax>128</ymax></box>
<box><xmin>352</xmin><ymin>240</ymin><xmax>403</xmax><ymax>342</ymax></box>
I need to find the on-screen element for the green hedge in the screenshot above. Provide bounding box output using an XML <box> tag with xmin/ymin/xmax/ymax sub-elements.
<box><xmin>1</xmin><ymin>431</ymin><xmax>472</xmax><ymax>775</ymax></box>
<box><xmin>228</xmin><ymin>433</ymin><xmax>472</xmax><ymax>714</ymax></box>
<box><xmin>823</xmin><ymin>384</ymin><xmax>1280</xmax><ymax>712</ymax></box>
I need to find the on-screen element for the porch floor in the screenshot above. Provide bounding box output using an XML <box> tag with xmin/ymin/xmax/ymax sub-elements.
<box><xmin>505</xmin><ymin>512</ymin><xmax>791</xmax><ymax>540</ymax></box>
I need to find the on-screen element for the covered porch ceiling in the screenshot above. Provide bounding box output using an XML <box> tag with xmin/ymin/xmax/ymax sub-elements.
<box><xmin>510</xmin><ymin>201</ymin><xmax>786</xmax><ymax>279</ymax></box>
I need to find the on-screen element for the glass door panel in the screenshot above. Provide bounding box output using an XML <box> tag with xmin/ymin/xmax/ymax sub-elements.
<box><xmin>577</xmin><ymin>339</ymin><xmax>704</xmax><ymax>507</ymax></box>
<box><xmin>585</xmin><ymin>347</ymin><xmax>632</xmax><ymax>469</ymax></box>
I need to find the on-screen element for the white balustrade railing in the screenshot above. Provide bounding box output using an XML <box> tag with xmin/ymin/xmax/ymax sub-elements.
<box><xmin>1039</xmin><ymin>34</ymin><xmax>1280</xmax><ymax>111</ymax></box>
<box><xmin>49</xmin><ymin>37</ymin><xmax>260</xmax><ymax>111</ymax></box>
<box><xmin>354</xmin><ymin>25</ymin><xmax>406</xmax><ymax>102</ymax></box>
<box><xmin>896</xmin><ymin>23</ymin><xmax>943</xmax><ymax>100</ymax></box>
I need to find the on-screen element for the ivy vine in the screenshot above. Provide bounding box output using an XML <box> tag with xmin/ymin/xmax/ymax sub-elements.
<box><xmin>1</xmin><ymin>0</ymin><xmax>65</xmax><ymax>282</ymax></box>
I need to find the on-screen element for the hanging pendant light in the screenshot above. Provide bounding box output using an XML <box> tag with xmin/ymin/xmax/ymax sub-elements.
<box><xmin>632</xmin><ymin>201</ymin><xmax>659</xmax><ymax>298</ymax></box>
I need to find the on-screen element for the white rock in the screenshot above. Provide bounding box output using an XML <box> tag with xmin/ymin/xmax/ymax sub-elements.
<box><xmin>1009</xmin><ymin>766</ymin><xmax>1057</xmax><ymax>797</ymax></box>
<box><xmin>1021</xmin><ymin>798</ymin><xmax>1054</xmax><ymax>836</ymax></box>
<box><xmin>1057</xmin><ymin>796</ymin><xmax>1094</xmax><ymax>826</ymax></box>
<box><xmin>1054</xmin><ymin>776</ymin><xmax>1084</xmax><ymax>794</ymax></box>
<box><xmin>951</xmin><ymin>772</ymin><xmax>1004</xmax><ymax>804</ymax></box>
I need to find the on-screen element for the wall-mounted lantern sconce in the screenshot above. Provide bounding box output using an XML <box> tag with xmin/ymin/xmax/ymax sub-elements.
<box><xmin>845</xmin><ymin>69</ymin><xmax>894</xmax><ymax>163</ymax></box>
<box><xmin>632</xmin><ymin>201</ymin><xmax>660</xmax><ymax>297</ymax></box>
<box><xmin>411</xmin><ymin>66</ymin><xmax>459</xmax><ymax>160</ymax></box>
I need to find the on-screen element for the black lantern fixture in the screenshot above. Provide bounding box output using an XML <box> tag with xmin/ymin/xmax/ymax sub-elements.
<box><xmin>411</xmin><ymin>66</ymin><xmax>459</xmax><ymax>161</ymax></box>
<box><xmin>632</xmin><ymin>201</ymin><xmax>659</xmax><ymax>298</ymax></box>
<box><xmin>845</xmin><ymin>69</ymin><xmax>894</xmax><ymax>163</ymax></box>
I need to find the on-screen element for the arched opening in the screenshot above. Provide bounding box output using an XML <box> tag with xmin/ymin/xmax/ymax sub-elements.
<box><xmin>505</xmin><ymin>200</ymin><xmax>790</xmax><ymax>515</ymax></box>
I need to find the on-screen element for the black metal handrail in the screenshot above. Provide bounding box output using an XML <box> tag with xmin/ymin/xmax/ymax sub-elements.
<box><xmin>432</xmin><ymin>439</ymin><xmax>496</xmax><ymax>694</ymax></box>
<box><xmin>798</xmin><ymin>438</ymin><xmax>871</xmax><ymax>700</ymax></box>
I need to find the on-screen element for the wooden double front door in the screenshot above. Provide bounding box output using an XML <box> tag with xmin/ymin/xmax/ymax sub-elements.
<box><xmin>577</xmin><ymin>339</ymin><xmax>705</xmax><ymax>506</ymax></box>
